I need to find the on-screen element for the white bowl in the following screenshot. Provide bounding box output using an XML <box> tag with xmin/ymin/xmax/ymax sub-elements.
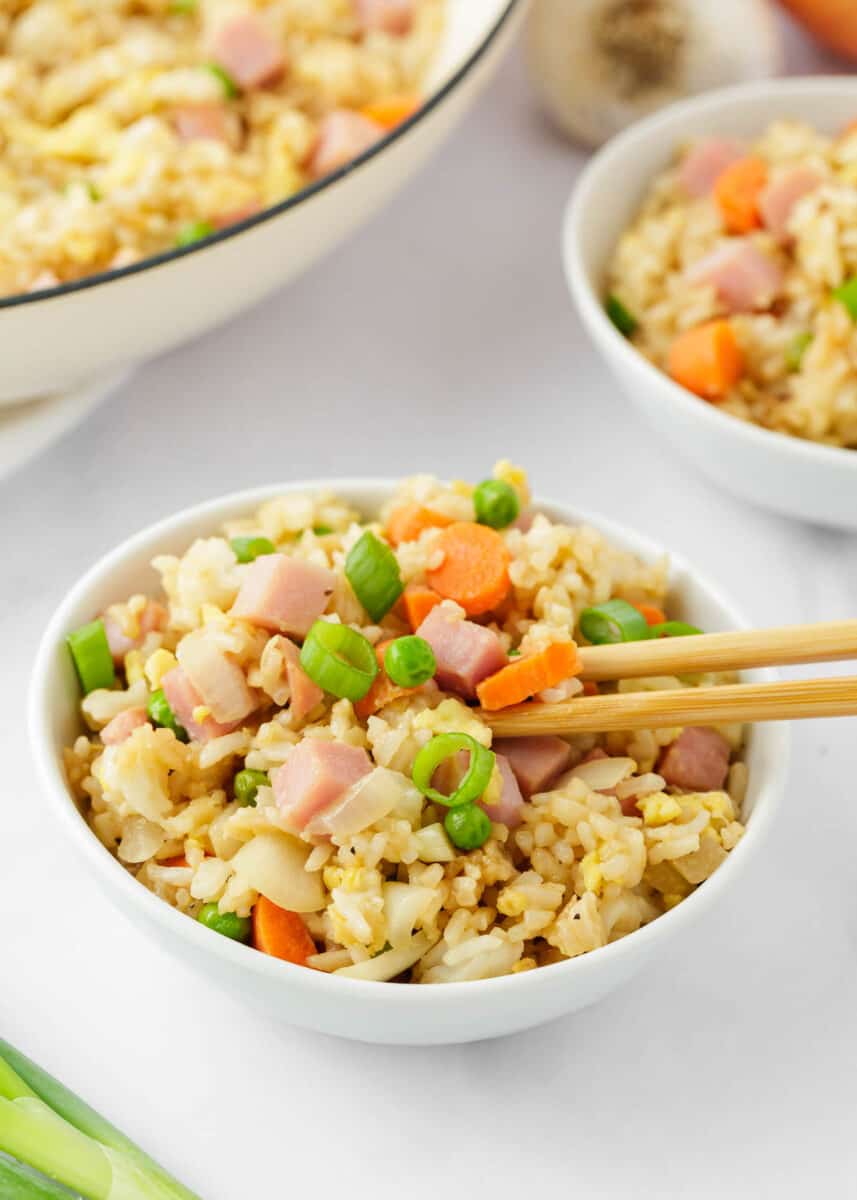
<box><xmin>0</xmin><ymin>0</ymin><xmax>523</xmax><ymax>407</ymax></box>
<box><xmin>563</xmin><ymin>77</ymin><xmax>857</xmax><ymax>531</ymax></box>
<box><xmin>29</xmin><ymin>479</ymin><xmax>787</xmax><ymax>1044</ymax></box>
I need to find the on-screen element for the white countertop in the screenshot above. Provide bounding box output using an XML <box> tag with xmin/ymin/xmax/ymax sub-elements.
<box><xmin>3</xmin><ymin>19</ymin><xmax>856</xmax><ymax>1200</ymax></box>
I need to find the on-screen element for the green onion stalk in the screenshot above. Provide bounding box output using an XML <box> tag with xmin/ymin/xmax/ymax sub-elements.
<box><xmin>0</xmin><ymin>1040</ymin><xmax>200</xmax><ymax>1200</ymax></box>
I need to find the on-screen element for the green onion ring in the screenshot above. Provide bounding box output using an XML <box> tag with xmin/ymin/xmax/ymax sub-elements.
<box><xmin>345</xmin><ymin>530</ymin><xmax>403</xmax><ymax>623</ymax></box>
<box><xmin>412</xmin><ymin>733</ymin><xmax>496</xmax><ymax>809</ymax></box>
<box><xmin>649</xmin><ymin>621</ymin><xmax>702</xmax><ymax>638</ymax></box>
<box><xmin>299</xmin><ymin>621</ymin><xmax>379</xmax><ymax>702</ymax></box>
<box><xmin>579</xmin><ymin>600</ymin><xmax>650</xmax><ymax>645</ymax></box>
<box><xmin>66</xmin><ymin>619</ymin><xmax>115</xmax><ymax>694</ymax></box>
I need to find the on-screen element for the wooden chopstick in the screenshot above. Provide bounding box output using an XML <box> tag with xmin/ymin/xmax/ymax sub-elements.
<box><xmin>482</xmin><ymin>676</ymin><xmax>857</xmax><ymax>737</ymax></box>
<box><xmin>577</xmin><ymin>619</ymin><xmax>857</xmax><ymax>681</ymax></box>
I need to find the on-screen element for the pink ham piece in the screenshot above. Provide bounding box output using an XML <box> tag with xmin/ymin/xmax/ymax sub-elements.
<box><xmin>103</xmin><ymin>600</ymin><xmax>167</xmax><ymax>665</ymax></box>
<box><xmin>416</xmin><ymin>605</ymin><xmax>506</xmax><ymax>700</ymax></box>
<box><xmin>161</xmin><ymin>666</ymin><xmax>242</xmax><ymax>743</ymax></box>
<box><xmin>173</xmin><ymin>103</ymin><xmax>233</xmax><ymax>144</ymax></box>
<box><xmin>759</xmin><ymin>166</ymin><xmax>821</xmax><ymax>243</ymax></box>
<box><xmin>280</xmin><ymin>637</ymin><xmax>324</xmax><ymax>723</ymax></box>
<box><xmin>479</xmin><ymin>754</ymin><xmax>525</xmax><ymax>829</ymax></box>
<box><xmin>492</xmin><ymin>735</ymin><xmax>574</xmax><ymax>798</ymax></box>
<box><xmin>679</xmin><ymin>138</ymin><xmax>746</xmax><ymax>198</ymax></box>
<box><xmin>210</xmin><ymin>13</ymin><xmax>286</xmax><ymax>90</ymax></box>
<box><xmin>176</xmin><ymin>632</ymin><xmax>257</xmax><ymax>724</ymax></box>
<box><xmin>230</xmin><ymin>554</ymin><xmax>335</xmax><ymax>638</ymax></box>
<box><xmin>658</xmin><ymin>727</ymin><xmax>731</xmax><ymax>792</ymax></box>
<box><xmin>272</xmin><ymin>740</ymin><xmax>373</xmax><ymax>832</ymax></box>
<box><xmin>306</xmin><ymin>110</ymin><xmax>383</xmax><ymax>180</ymax></box>
<box><xmin>353</xmin><ymin>0</ymin><xmax>415</xmax><ymax>35</ymax></box>
<box><xmin>686</xmin><ymin>239</ymin><xmax>783</xmax><ymax>313</ymax></box>
<box><xmin>212</xmin><ymin>201</ymin><xmax>262</xmax><ymax>230</ymax></box>
<box><xmin>100</xmin><ymin>707</ymin><xmax>149</xmax><ymax>746</ymax></box>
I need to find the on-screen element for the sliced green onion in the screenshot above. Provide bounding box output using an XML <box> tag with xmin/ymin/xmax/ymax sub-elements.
<box><xmin>606</xmin><ymin>294</ymin><xmax>638</xmax><ymax>337</ymax></box>
<box><xmin>230</xmin><ymin>536</ymin><xmax>275</xmax><ymax>564</ymax></box>
<box><xmin>412</xmin><ymin>733</ymin><xmax>495</xmax><ymax>809</ymax></box>
<box><xmin>649</xmin><ymin>620</ymin><xmax>703</xmax><ymax>638</ymax></box>
<box><xmin>384</xmin><ymin>636</ymin><xmax>436</xmax><ymax>688</ymax></box>
<box><xmin>473</xmin><ymin>479</ymin><xmax>520</xmax><ymax>530</ymax></box>
<box><xmin>345</xmin><ymin>531</ymin><xmax>403</xmax><ymax>622</ymax></box>
<box><xmin>175</xmin><ymin>220</ymin><xmax>214</xmax><ymax>248</ymax></box>
<box><xmin>66</xmin><ymin>620</ymin><xmax>115</xmax><ymax>694</ymax></box>
<box><xmin>197</xmin><ymin>903</ymin><xmax>252</xmax><ymax>942</ymax></box>
<box><xmin>234</xmin><ymin>767</ymin><xmax>268</xmax><ymax>807</ymax></box>
<box><xmin>171</xmin><ymin>0</ymin><xmax>197</xmax><ymax>12</ymax></box>
<box><xmin>785</xmin><ymin>331</ymin><xmax>813</xmax><ymax>372</ymax></box>
<box><xmin>204</xmin><ymin>62</ymin><xmax>239</xmax><ymax>99</ymax></box>
<box><xmin>508</xmin><ymin>647</ymin><xmax>522</xmax><ymax>657</ymax></box>
<box><xmin>312</xmin><ymin>525</ymin><xmax>333</xmax><ymax>536</ymax></box>
<box><xmin>833</xmin><ymin>277</ymin><xmax>857</xmax><ymax>321</ymax></box>
<box><xmin>444</xmin><ymin>803</ymin><xmax>492</xmax><ymax>850</ymax></box>
<box><xmin>147</xmin><ymin>689</ymin><xmax>189</xmax><ymax>742</ymax></box>
<box><xmin>300</xmin><ymin>620</ymin><xmax>379</xmax><ymax>702</ymax></box>
<box><xmin>579</xmin><ymin>599</ymin><xmax>650</xmax><ymax>645</ymax></box>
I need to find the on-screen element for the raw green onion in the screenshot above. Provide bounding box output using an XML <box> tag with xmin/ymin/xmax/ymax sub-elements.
<box><xmin>204</xmin><ymin>62</ymin><xmax>239</xmax><ymax>99</ymax></box>
<box><xmin>0</xmin><ymin>1038</ymin><xmax>200</xmax><ymax>1199</ymax></box>
<box><xmin>833</xmin><ymin>277</ymin><xmax>857</xmax><ymax>321</ymax></box>
<box><xmin>412</xmin><ymin>733</ymin><xmax>495</xmax><ymax>809</ymax></box>
<box><xmin>649</xmin><ymin>620</ymin><xmax>702</xmax><ymax>638</ymax></box>
<box><xmin>175</xmin><ymin>221</ymin><xmax>214</xmax><ymax>248</ymax></box>
<box><xmin>146</xmin><ymin>690</ymin><xmax>188</xmax><ymax>742</ymax></box>
<box><xmin>606</xmin><ymin>294</ymin><xmax>638</xmax><ymax>337</ymax></box>
<box><xmin>299</xmin><ymin>620</ymin><xmax>379</xmax><ymax>702</ymax></box>
<box><xmin>785</xmin><ymin>331</ymin><xmax>813</xmax><ymax>372</ymax></box>
<box><xmin>579</xmin><ymin>600</ymin><xmax>650</xmax><ymax>645</ymax></box>
<box><xmin>444</xmin><ymin>803</ymin><xmax>492</xmax><ymax>850</ymax></box>
<box><xmin>384</xmin><ymin>637</ymin><xmax>436</xmax><ymax>688</ymax></box>
<box><xmin>197</xmin><ymin>903</ymin><xmax>252</xmax><ymax>942</ymax></box>
<box><xmin>230</xmin><ymin>536</ymin><xmax>275</xmax><ymax>564</ymax></box>
<box><xmin>345</xmin><ymin>531</ymin><xmax>403</xmax><ymax>622</ymax></box>
<box><xmin>473</xmin><ymin>479</ymin><xmax>520</xmax><ymax>530</ymax></box>
<box><xmin>66</xmin><ymin>620</ymin><xmax>115</xmax><ymax>694</ymax></box>
<box><xmin>234</xmin><ymin>767</ymin><xmax>268</xmax><ymax>807</ymax></box>
<box><xmin>0</xmin><ymin>1153</ymin><xmax>80</xmax><ymax>1198</ymax></box>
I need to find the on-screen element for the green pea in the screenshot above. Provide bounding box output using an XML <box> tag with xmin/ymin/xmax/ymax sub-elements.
<box><xmin>473</xmin><ymin>479</ymin><xmax>520</xmax><ymax>530</ymax></box>
<box><xmin>197</xmin><ymin>902</ymin><xmax>252</xmax><ymax>942</ymax></box>
<box><xmin>444</xmin><ymin>803</ymin><xmax>492</xmax><ymax>851</ymax></box>
<box><xmin>146</xmin><ymin>689</ymin><xmax>188</xmax><ymax>742</ymax></box>
<box><xmin>230</xmin><ymin>536</ymin><xmax>276</xmax><ymax>564</ymax></box>
<box><xmin>234</xmin><ymin>768</ymin><xmax>269</xmax><ymax>807</ymax></box>
<box><xmin>384</xmin><ymin>636</ymin><xmax>436</xmax><ymax>688</ymax></box>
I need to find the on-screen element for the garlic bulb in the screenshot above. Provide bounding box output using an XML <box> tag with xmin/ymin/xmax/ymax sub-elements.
<box><xmin>526</xmin><ymin>0</ymin><xmax>782</xmax><ymax>149</ymax></box>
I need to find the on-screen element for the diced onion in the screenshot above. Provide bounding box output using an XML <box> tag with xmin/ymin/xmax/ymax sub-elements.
<box><xmin>230</xmin><ymin>832</ymin><xmax>324</xmax><ymax>912</ymax></box>
<box><xmin>569</xmin><ymin>756</ymin><xmax>636</xmax><ymax>791</ymax></box>
<box><xmin>334</xmin><ymin>932</ymin><xmax>435</xmax><ymax>981</ymax></box>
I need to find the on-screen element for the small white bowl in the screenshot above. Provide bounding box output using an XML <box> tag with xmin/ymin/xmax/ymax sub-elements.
<box><xmin>29</xmin><ymin>480</ymin><xmax>787</xmax><ymax>1044</ymax></box>
<box><xmin>563</xmin><ymin>77</ymin><xmax>857</xmax><ymax>531</ymax></box>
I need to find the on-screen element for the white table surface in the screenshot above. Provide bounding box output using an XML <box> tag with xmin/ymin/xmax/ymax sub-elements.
<box><xmin>3</xmin><ymin>17</ymin><xmax>856</xmax><ymax>1200</ymax></box>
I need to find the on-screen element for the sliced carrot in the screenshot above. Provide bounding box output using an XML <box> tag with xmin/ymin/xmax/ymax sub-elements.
<box><xmin>252</xmin><ymin>895</ymin><xmax>317</xmax><ymax>966</ymax></box>
<box><xmin>396</xmin><ymin>585</ymin><xmax>441</xmax><ymax>633</ymax></box>
<box><xmin>386</xmin><ymin>503</ymin><xmax>454</xmax><ymax>547</ymax></box>
<box><xmin>354</xmin><ymin>639</ymin><xmax>420</xmax><ymax>720</ymax></box>
<box><xmin>476</xmin><ymin>642</ymin><xmax>581</xmax><ymax>711</ymax></box>
<box><xmin>426</xmin><ymin>522</ymin><xmax>511</xmax><ymax>617</ymax></box>
<box><xmin>714</xmin><ymin>156</ymin><xmax>767</xmax><ymax>234</ymax></box>
<box><xmin>582</xmin><ymin>680</ymin><xmax>600</xmax><ymax>697</ymax></box>
<box><xmin>633</xmin><ymin>602</ymin><xmax>666</xmax><ymax>627</ymax></box>
<box><xmin>668</xmin><ymin>319</ymin><xmax>744</xmax><ymax>401</ymax></box>
<box><xmin>360</xmin><ymin>94</ymin><xmax>421</xmax><ymax>130</ymax></box>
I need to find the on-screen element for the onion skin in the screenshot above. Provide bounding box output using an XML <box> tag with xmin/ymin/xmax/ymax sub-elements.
<box><xmin>777</xmin><ymin>0</ymin><xmax>857</xmax><ymax>60</ymax></box>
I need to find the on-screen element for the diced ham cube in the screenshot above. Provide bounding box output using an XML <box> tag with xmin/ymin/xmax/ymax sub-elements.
<box><xmin>759</xmin><ymin>166</ymin><xmax>821</xmax><ymax>243</ymax></box>
<box><xmin>103</xmin><ymin>600</ymin><xmax>167</xmax><ymax>665</ymax></box>
<box><xmin>211</xmin><ymin>13</ymin><xmax>286</xmax><ymax>90</ymax></box>
<box><xmin>279</xmin><ymin>637</ymin><xmax>324</xmax><ymax>723</ymax></box>
<box><xmin>492</xmin><ymin>735</ymin><xmax>574</xmax><ymax>798</ymax></box>
<box><xmin>230</xmin><ymin>554</ymin><xmax>335</xmax><ymax>638</ymax></box>
<box><xmin>658</xmin><ymin>727</ymin><xmax>731</xmax><ymax>792</ymax></box>
<box><xmin>353</xmin><ymin>0</ymin><xmax>415</xmax><ymax>35</ymax></box>
<box><xmin>686</xmin><ymin>239</ymin><xmax>783</xmax><ymax>313</ymax></box>
<box><xmin>173</xmin><ymin>103</ymin><xmax>233</xmax><ymax>144</ymax></box>
<box><xmin>100</xmin><ymin>707</ymin><xmax>149</xmax><ymax>746</ymax></box>
<box><xmin>306</xmin><ymin>110</ymin><xmax>383</xmax><ymax>180</ymax></box>
<box><xmin>272</xmin><ymin>740</ymin><xmax>373</xmax><ymax>832</ymax></box>
<box><xmin>161</xmin><ymin>666</ymin><xmax>243</xmax><ymax>743</ymax></box>
<box><xmin>679</xmin><ymin>138</ymin><xmax>746</xmax><ymax>198</ymax></box>
<box><xmin>479</xmin><ymin>754</ymin><xmax>525</xmax><ymax>829</ymax></box>
<box><xmin>212</xmin><ymin>201</ymin><xmax>262</xmax><ymax>230</ymax></box>
<box><xmin>416</xmin><ymin>605</ymin><xmax>506</xmax><ymax>700</ymax></box>
<box><xmin>176</xmin><ymin>632</ymin><xmax>257</xmax><ymax>724</ymax></box>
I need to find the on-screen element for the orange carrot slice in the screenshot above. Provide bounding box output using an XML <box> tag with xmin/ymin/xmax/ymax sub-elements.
<box><xmin>354</xmin><ymin>639</ymin><xmax>420</xmax><ymax>719</ymax></box>
<box><xmin>714</xmin><ymin>156</ymin><xmax>767</xmax><ymax>233</ymax></box>
<box><xmin>633</xmin><ymin>602</ymin><xmax>666</xmax><ymax>627</ymax></box>
<box><xmin>386</xmin><ymin>504</ymin><xmax>454</xmax><ymax>547</ymax></box>
<box><xmin>360</xmin><ymin>94</ymin><xmax>421</xmax><ymax>130</ymax></box>
<box><xmin>397</xmin><ymin>585</ymin><xmax>442</xmax><ymax>633</ymax></box>
<box><xmin>252</xmin><ymin>896</ymin><xmax>317</xmax><ymax>966</ymax></box>
<box><xmin>668</xmin><ymin>319</ymin><xmax>744</xmax><ymax>400</ymax></box>
<box><xmin>426</xmin><ymin>522</ymin><xmax>511</xmax><ymax>617</ymax></box>
<box><xmin>476</xmin><ymin>642</ymin><xmax>581</xmax><ymax>711</ymax></box>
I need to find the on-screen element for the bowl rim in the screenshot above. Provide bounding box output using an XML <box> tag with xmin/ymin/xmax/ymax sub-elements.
<box><xmin>29</xmin><ymin>477</ymin><xmax>788</xmax><ymax>1003</ymax></box>
<box><xmin>563</xmin><ymin>74</ymin><xmax>857</xmax><ymax>472</ymax></box>
<box><xmin>1</xmin><ymin>0</ymin><xmax>522</xmax><ymax>313</ymax></box>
